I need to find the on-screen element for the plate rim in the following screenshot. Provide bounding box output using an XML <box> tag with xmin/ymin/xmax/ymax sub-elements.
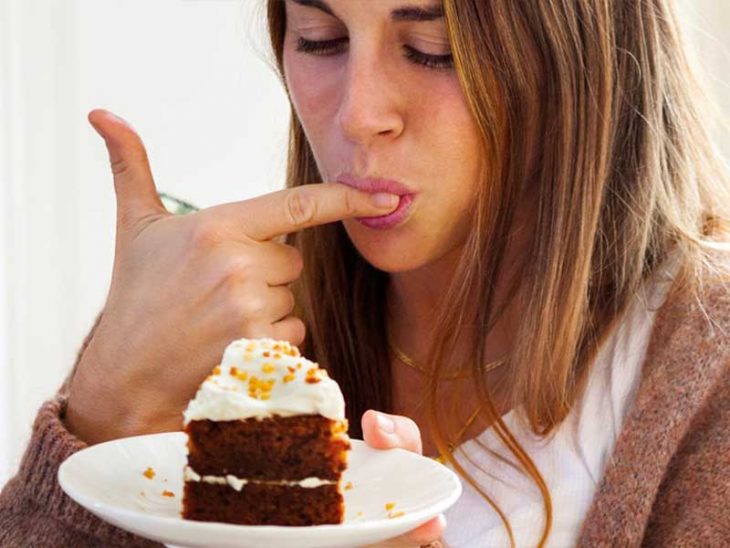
<box><xmin>58</xmin><ymin>432</ymin><xmax>463</xmax><ymax>540</ymax></box>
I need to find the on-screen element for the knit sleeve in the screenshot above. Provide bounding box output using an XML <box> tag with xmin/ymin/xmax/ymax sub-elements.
<box><xmin>0</xmin><ymin>396</ymin><xmax>161</xmax><ymax>547</ymax></box>
<box><xmin>0</xmin><ymin>309</ymin><xmax>161</xmax><ymax>547</ymax></box>
<box><xmin>642</xmin><ymin>355</ymin><xmax>730</xmax><ymax>545</ymax></box>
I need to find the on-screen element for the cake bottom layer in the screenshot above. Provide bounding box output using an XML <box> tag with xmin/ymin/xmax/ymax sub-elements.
<box><xmin>182</xmin><ymin>481</ymin><xmax>344</xmax><ymax>525</ymax></box>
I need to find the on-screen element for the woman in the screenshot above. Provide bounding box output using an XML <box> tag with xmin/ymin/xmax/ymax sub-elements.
<box><xmin>1</xmin><ymin>0</ymin><xmax>728</xmax><ymax>546</ymax></box>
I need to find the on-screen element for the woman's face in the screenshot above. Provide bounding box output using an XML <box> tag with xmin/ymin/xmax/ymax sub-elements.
<box><xmin>282</xmin><ymin>0</ymin><xmax>482</xmax><ymax>273</ymax></box>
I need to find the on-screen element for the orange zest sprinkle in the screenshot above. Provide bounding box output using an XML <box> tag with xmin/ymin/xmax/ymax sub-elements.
<box><xmin>305</xmin><ymin>377</ymin><xmax>321</xmax><ymax>384</ymax></box>
<box><xmin>385</xmin><ymin>502</ymin><xmax>396</xmax><ymax>511</ymax></box>
<box><xmin>161</xmin><ymin>490</ymin><xmax>175</xmax><ymax>498</ymax></box>
<box><xmin>388</xmin><ymin>511</ymin><xmax>405</xmax><ymax>519</ymax></box>
<box><xmin>263</xmin><ymin>351</ymin><xmax>271</xmax><ymax>357</ymax></box>
<box><xmin>283</xmin><ymin>373</ymin><xmax>296</xmax><ymax>383</ymax></box>
<box><xmin>143</xmin><ymin>467</ymin><xmax>155</xmax><ymax>480</ymax></box>
<box><xmin>212</xmin><ymin>366</ymin><xmax>221</xmax><ymax>375</ymax></box>
<box><xmin>262</xmin><ymin>363</ymin><xmax>275</xmax><ymax>374</ymax></box>
<box><xmin>344</xmin><ymin>481</ymin><xmax>353</xmax><ymax>491</ymax></box>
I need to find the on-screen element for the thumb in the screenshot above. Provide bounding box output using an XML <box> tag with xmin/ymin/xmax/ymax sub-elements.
<box><xmin>362</xmin><ymin>410</ymin><xmax>423</xmax><ymax>454</ymax></box>
<box><xmin>88</xmin><ymin>109</ymin><xmax>166</xmax><ymax>231</ymax></box>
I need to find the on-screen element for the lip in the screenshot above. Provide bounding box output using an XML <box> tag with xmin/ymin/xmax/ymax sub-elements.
<box><xmin>336</xmin><ymin>175</ymin><xmax>417</xmax><ymax>230</ymax></box>
<box><xmin>336</xmin><ymin>174</ymin><xmax>414</xmax><ymax>196</ymax></box>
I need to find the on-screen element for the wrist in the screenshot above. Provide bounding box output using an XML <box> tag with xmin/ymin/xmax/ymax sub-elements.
<box><xmin>63</xmin><ymin>340</ymin><xmax>137</xmax><ymax>444</ymax></box>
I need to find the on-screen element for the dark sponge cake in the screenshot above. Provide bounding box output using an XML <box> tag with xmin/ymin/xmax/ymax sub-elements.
<box><xmin>181</xmin><ymin>338</ymin><xmax>351</xmax><ymax>526</ymax></box>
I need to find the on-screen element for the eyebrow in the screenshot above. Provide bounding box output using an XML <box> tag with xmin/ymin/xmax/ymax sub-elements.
<box><xmin>289</xmin><ymin>0</ymin><xmax>444</xmax><ymax>22</ymax></box>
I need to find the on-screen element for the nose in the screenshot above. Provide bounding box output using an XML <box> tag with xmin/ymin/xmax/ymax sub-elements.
<box><xmin>337</xmin><ymin>47</ymin><xmax>405</xmax><ymax>147</ymax></box>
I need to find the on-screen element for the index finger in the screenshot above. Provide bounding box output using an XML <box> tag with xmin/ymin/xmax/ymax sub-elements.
<box><xmin>214</xmin><ymin>182</ymin><xmax>400</xmax><ymax>241</ymax></box>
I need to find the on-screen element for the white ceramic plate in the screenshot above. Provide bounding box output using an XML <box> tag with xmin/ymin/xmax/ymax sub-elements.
<box><xmin>58</xmin><ymin>432</ymin><xmax>462</xmax><ymax>548</ymax></box>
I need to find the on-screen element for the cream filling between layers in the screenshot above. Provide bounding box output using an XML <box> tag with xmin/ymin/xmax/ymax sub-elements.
<box><xmin>184</xmin><ymin>466</ymin><xmax>337</xmax><ymax>492</ymax></box>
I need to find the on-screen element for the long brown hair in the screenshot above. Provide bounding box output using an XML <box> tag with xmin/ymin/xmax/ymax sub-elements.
<box><xmin>266</xmin><ymin>0</ymin><xmax>730</xmax><ymax>545</ymax></box>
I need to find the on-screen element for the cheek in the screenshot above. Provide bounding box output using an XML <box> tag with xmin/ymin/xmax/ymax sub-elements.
<box><xmin>283</xmin><ymin>51</ymin><xmax>339</xmax><ymax>140</ymax></box>
<box><xmin>417</xmin><ymin>81</ymin><xmax>482</xmax><ymax>201</ymax></box>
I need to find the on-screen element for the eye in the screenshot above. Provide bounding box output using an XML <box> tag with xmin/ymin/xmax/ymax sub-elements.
<box><xmin>296</xmin><ymin>37</ymin><xmax>348</xmax><ymax>55</ymax></box>
<box><xmin>295</xmin><ymin>37</ymin><xmax>454</xmax><ymax>71</ymax></box>
<box><xmin>402</xmin><ymin>45</ymin><xmax>454</xmax><ymax>71</ymax></box>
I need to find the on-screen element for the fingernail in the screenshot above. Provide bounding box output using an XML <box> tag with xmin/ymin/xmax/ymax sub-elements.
<box><xmin>371</xmin><ymin>192</ymin><xmax>399</xmax><ymax>209</ymax></box>
<box><xmin>375</xmin><ymin>412</ymin><xmax>396</xmax><ymax>434</ymax></box>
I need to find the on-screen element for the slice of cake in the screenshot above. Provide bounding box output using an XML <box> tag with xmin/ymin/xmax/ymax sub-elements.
<box><xmin>181</xmin><ymin>338</ymin><xmax>350</xmax><ymax>526</ymax></box>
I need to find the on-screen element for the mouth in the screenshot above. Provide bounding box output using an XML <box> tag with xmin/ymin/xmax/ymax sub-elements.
<box><xmin>336</xmin><ymin>175</ymin><xmax>417</xmax><ymax>230</ymax></box>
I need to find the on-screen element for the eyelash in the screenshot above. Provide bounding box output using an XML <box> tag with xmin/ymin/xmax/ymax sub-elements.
<box><xmin>295</xmin><ymin>37</ymin><xmax>454</xmax><ymax>71</ymax></box>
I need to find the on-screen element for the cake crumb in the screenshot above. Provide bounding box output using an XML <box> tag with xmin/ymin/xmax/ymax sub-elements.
<box><xmin>263</xmin><ymin>351</ymin><xmax>271</xmax><ymax>358</ymax></box>
<box><xmin>344</xmin><ymin>481</ymin><xmax>353</xmax><ymax>491</ymax></box>
<box><xmin>385</xmin><ymin>502</ymin><xmax>396</xmax><ymax>511</ymax></box>
<box><xmin>143</xmin><ymin>467</ymin><xmax>155</xmax><ymax>480</ymax></box>
<box><xmin>306</xmin><ymin>367</ymin><xmax>323</xmax><ymax>383</ymax></box>
<box><xmin>161</xmin><ymin>490</ymin><xmax>175</xmax><ymax>498</ymax></box>
<box><xmin>356</xmin><ymin>511</ymin><xmax>364</xmax><ymax>517</ymax></box>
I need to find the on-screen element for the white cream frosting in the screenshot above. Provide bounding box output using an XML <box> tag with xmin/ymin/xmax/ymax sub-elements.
<box><xmin>183</xmin><ymin>466</ymin><xmax>336</xmax><ymax>492</ymax></box>
<box><xmin>183</xmin><ymin>338</ymin><xmax>346</xmax><ymax>425</ymax></box>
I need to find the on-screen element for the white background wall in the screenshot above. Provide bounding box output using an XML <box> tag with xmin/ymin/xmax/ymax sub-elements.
<box><xmin>0</xmin><ymin>0</ymin><xmax>728</xmax><ymax>486</ymax></box>
<box><xmin>0</xmin><ymin>0</ymin><xmax>290</xmax><ymax>485</ymax></box>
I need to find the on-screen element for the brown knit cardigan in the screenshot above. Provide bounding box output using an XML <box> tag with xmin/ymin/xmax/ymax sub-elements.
<box><xmin>0</xmin><ymin>266</ymin><xmax>728</xmax><ymax>547</ymax></box>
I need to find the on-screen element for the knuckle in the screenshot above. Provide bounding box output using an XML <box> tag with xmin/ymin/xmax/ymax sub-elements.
<box><xmin>110</xmin><ymin>157</ymin><xmax>131</xmax><ymax>178</ymax></box>
<box><xmin>190</xmin><ymin>218</ymin><xmax>223</xmax><ymax>247</ymax></box>
<box><xmin>343</xmin><ymin>188</ymin><xmax>358</xmax><ymax>216</ymax></box>
<box><xmin>227</xmin><ymin>277</ymin><xmax>267</xmax><ymax>317</ymax></box>
<box><xmin>220</xmin><ymin>256</ymin><xmax>255</xmax><ymax>284</ymax></box>
<box><xmin>236</xmin><ymin>293</ymin><xmax>267</xmax><ymax>319</ymax></box>
<box><xmin>285</xmin><ymin>191</ymin><xmax>317</xmax><ymax>228</ymax></box>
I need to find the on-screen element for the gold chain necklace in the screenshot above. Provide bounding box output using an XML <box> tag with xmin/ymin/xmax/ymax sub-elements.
<box><xmin>388</xmin><ymin>337</ymin><xmax>508</xmax><ymax>457</ymax></box>
<box><xmin>388</xmin><ymin>336</ymin><xmax>507</xmax><ymax>380</ymax></box>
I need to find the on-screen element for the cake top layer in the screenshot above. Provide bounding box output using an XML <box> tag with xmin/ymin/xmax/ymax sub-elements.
<box><xmin>183</xmin><ymin>338</ymin><xmax>346</xmax><ymax>425</ymax></box>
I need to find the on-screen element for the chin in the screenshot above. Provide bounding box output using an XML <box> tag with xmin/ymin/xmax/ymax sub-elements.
<box><xmin>341</xmin><ymin>220</ymin><xmax>433</xmax><ymax>273</ymax></box>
